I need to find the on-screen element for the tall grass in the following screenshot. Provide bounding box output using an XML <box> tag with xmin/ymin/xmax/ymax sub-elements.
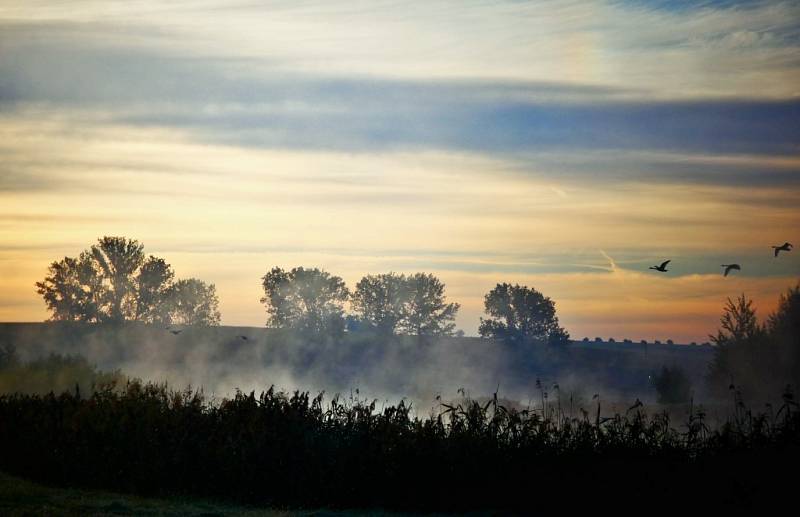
<box><xmin>0</xmin><ymin>381</ymin><xmax>798</xmax><ymax>511</ymax></box>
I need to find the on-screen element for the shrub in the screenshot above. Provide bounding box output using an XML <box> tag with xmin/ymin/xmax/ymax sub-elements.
<box><xmin>652</xmin><ymin>365</ymin><xmax>692</xmax><ymax>404</ymax></box>
<box><xmin>0</xmin><ymin>354</ymin><xmax>124</xmax><ymax>396</ymax></box>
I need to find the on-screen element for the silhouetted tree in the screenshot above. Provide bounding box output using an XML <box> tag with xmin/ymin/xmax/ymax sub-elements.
<box><xmin>707</xmin><ymin>293</ymin><xmax>767</xmax><ymax>396</ymax></box>
<box><xmin>261</xmin><ymin>267</ymin><xmax>349</xmax><ymax>336</ymax></box>
<box><xmin>766</xmin><ymin>285</ymin><xmax>800</xmax><ymax>347</ymax></box>
<box><xmin>135</xmin><ymin>256</ymin><xmax>174</xmax><ymax>323</ymax></box>
<box><xmin>767</xmin><ymin>285</ymin><xmax>800</xmax><ymax>389</ymax></box>
<box><xmin>397</xmin><ymin>273</ymin><xmax>459</xmax><ymax>336</ymax></box>
<box><xmin>711</xmin><ymin>294</ymin><xmax>761</xmax><ymax>346</ymax></box>
<box><xmin>708</xmin><ymin>286</ymin><xmax>800</xmax><ymax>397</ymax></box>
<box><xmin>89</xmin><ymin>236</ymin><xmax>145</xmax><ymax>322</ymax></box>
<box><xmin>163</xmin><ymin>279</ymin><xmax>221</xmax><ymax>326</ymax></box>
<box><xmin>351</xmin><ymin>273</ymin><xmax>409</xmax><ymax>335</ymax></box>
<box><xmin>478</xmin><ymin>283</ymin><xmax>569</xmax><ymax>346</ymax></box>
<box><xmin>35</xmin><ymin>253</ymin><xmax>104</xmax><ymax>322</ymax></box>
<box><xmin>36</xmin><ymin>236</ymin><xmax>220</xmax><ymax>326</ymax></box>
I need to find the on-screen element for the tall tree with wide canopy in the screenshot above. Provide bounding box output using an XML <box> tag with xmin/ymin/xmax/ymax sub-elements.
<box><xmin>398</xmin><ymin>273</ymin><xmax>460</xmax><ymax>337</ymax></box>
<box><xmin>351</xmin><ymin>273</ymin><xmax>410</xmax><ymax>335</ymax></box>
<box><xmin>261</xmin><ymin>266</ymin><xmax>349</xmax><ymax>336</ymax></box>
<box><xmin>36</xmin><ymin>236</ymin><xmax>220</xmax><ymax>326</ymax></box>
<box><xmin>35</xmin><ymin>252</ymin><xmax>104</xmax><ymax>323</ymax></box>
<box><xmin>478</xmin><ymin>283</ymin><xmax>570</xmax><ymax>345</ymax></box>
<box><xmin>163</xmin><ymin>278</ymin><xmax>221</xmax><ymax>326</ymax></box>
<box><xmin>89</xmin><ymin>236</ymin><xmax>145</xmax><ymax>322</ymax></box>
<box><xmin>135</xmin><ymin>256</ymin><xmax>175</xmax><ymax>323</ymax></box>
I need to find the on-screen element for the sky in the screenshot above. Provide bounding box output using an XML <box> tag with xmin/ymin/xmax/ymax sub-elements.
<box><xmin>0</xmin><ymin>0</ymin><xmax>798</xmax><ymax>343</ymax></box>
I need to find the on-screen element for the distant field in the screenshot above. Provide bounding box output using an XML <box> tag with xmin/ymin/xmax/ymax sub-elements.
<box><xmin>0</xmin><ymin>322</ymin><xmax>715</xmax><ymax>403</ymax></box>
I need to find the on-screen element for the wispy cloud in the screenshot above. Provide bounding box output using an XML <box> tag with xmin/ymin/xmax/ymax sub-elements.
<box><xmin>2</xmin><ymin>1</ymin><xmax>798</xmax><ymax>96</ymax></box>
<box><xmin>0</xmin><ymin>1</ymin><xmax>797</xmax><ymax>340</ymax></box>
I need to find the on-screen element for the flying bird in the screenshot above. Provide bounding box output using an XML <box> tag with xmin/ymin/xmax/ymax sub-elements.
<box><xmin>772</xmin><ymin>242</ymin><xmax>793</xmax><ymax>257</ymax></box>
<box><xmin>649</xmin><ymin>260</ymin><xmax>670</xmax><ymax>272</ymax></box>
<box><xmin>237</xmin><ymin>335</ymin><xmax>248</xmax><ymax>341</ymax></box>
<box><xmin>721</xmin><ymin>264</ymin><xmax>741</xmax><ymax>277</ymax></box>
<box><xmin>169</xmin><ymin>329</ymin><xmax>182</xmax><ymax>335</ymax></box>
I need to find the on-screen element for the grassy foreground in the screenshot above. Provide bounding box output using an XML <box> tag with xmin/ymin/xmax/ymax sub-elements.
<box><xmin>1</xmin><ymin>381</ymin><xmax>799</xmax><ymax>512</ymax></box>
<box><xmin>0</xmin><ymin>471</ymin><xmax>427</xmax><ymax>516</ymax></box>
<box><xmin>0</xmin><ymin>471</ymin><xmax>288</xmax><ymax>516</ymax></box>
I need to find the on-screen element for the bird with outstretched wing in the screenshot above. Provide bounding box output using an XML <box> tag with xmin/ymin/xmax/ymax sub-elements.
<box><xmin>721</xmin><ymin>264</ymin><xmax>740</xmax><ymax>277</ymax></box>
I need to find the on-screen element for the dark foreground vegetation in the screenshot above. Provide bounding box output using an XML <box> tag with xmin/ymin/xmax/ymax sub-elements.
<box><xmin>0</xmin><ymin>470</ymin><xmax>294</xmax><ymax>517</ymax></box>
<box><xmin>1</xmin><ymin>381</ymin><xmax>798</xmax><ymax>512</ymax></box>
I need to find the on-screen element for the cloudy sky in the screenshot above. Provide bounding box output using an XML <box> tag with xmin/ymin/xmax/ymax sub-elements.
<box><xmin>1</xmin><ymin>0</ymin><xmax>798</xmax><ymax>342</ymax></box>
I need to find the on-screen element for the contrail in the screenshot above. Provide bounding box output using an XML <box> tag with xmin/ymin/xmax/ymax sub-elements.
<box><xmin>599</xmin><ymin>249</ymin><xmax>617</xmax><ymax>273</ymax></box>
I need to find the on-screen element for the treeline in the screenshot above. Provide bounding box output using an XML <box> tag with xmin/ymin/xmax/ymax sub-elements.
<box><xmin>37</xmin><ymin>237</ymin><xmax>571</xmax><ymax>344</ymax></box>
<box><xmin>262</xmin><ymin>268</ymin><xmax>567</xmax><ymax>344</ymax></box>
<box><xmin>0</xmin><ymin>381</ymin><xmax>798</xmax><ymax>511</ymax></box>
<box><xmin>33</xmin><ymin>236</ymin><xmax>800</xmax><ymax>401</ymax></box>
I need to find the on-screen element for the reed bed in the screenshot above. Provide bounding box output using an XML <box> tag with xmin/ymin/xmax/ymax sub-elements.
<box><xmin>0</xmin><ymin>381</ymin><xmax>797</xmax><ymax>511</ymax></box>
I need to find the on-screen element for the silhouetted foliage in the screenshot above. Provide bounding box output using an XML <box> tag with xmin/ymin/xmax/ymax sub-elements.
<box><xmin>35</xmin><ymin>237</ymin><xmax>220</xmax><ymax>326</ymax></box>
<box><xmin>351</xmin><ymin>273</ymin><xmax>409</xmax><ymax>335</ymax></box>
<box><xmin>396</xmin><ymin>273</ymin><xmax>459</xmax><ymax>336</ymax></box>
<box><xmin>479</xmin><ymin>283</ymin><xmax>569</xmax><ymax>346</ymax></box>
<box><xmin>708</xmin><ymin>287</ymin><xmax>800</xmax><ymax>398</ymax></box>
<box><xmin>652</xmin><ymin>365</ymin><xmax>692</xmax><ymax>404</ymax></box>
<box><xmin>162</xmin><ymin>278</ymin><xmax>221</xmax><ymax>326</ymax></box>
<box><xmin>260</xmin><ymin>267</ymin><xmax>349</xmax><ymax>336</ymax></box>
<box><xmin>352</xmin><ymin>272</ymin><xmax>459</xmax><ymax>336</ymax></box>
<box><xmin>0</xmin><ymin>343</ymin><xmax>18</xmax><ymax>369</ymax></box>
<box><xmin>0</xmin><ymin>352</ymin><xmax>124</xmax><ymax>395</ymax></box>
<box><xmin>766</xmin><ymin>285</ymin><xmax>800</xmax><ymax>385</ymax></box>
<box><xmin>35</xmin><ymin>253</ymin><xmax>104</xmax><ymax>322</ymax></box>
<box><xmin>135</xmin><ymin>255</ymin><xmax>174</xmax><ymax>322</ymax></box>
<box><xmin>0</xmin><ymin>382</ymin><xmax>797</xmax><ymax>511</ymax></box>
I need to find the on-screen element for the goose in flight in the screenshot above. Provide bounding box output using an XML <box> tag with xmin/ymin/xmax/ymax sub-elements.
<box><xmin>649</xmin><ymin>260</ymin><xmax>670</xmax><ymax>272</ymax></box>
<box><xmin>772</xmin><ymin>242</ymin><xmax>793</xmax><ymax>257</ymax></box>
<box><xmin>721</xmin><ymin>264</ymin><xmax>741</xmax><ymax>277</ymax></box>
<box><xmin>169</xmin><ymin>329</ymin><xmax>182</xmax><ymax>335</ymax></box>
